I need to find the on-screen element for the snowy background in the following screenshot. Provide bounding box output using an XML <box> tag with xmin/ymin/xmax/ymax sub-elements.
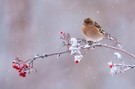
<box><xmin>1</xmin><ymin>0</ymin><xmax>135</xmax><ymax>89</ymax></box>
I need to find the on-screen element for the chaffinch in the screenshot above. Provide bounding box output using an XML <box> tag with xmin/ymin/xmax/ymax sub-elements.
<box><xmin>82</xmin><ymin>18</ymin><xmax>105</xmax><ymax>42</ymax></box>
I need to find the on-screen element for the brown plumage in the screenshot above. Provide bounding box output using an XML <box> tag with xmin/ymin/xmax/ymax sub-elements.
<box><xmin>82</xmin><ymin>18</ymin><xmax>104</xmax><ymax>42</ymax></box>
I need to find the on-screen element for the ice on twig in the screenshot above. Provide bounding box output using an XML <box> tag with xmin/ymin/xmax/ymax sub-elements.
<box><xmin>69</xmin><ymin>47</ymin><xmax>81</xmax><ymax>55</ymax></box>
<box><xmin>70</xmin><ymin>38</ymin><xmax>80</xmax><ymax>47</ymax></box>
<box><xmin>34</xmin><ymin>54</ymin><xmax>40</xmax><ymax>58</ymax></box>
<box><xmin>69</xmin><ymin>38</ymin><xmax>81</xmax><ymax>55</ymax></box>
<box><xmin>114</xmin><ymin>52</ymin><xmax>122</xmax><ymax>59</ymax></box>
<box><xmin>69</xmin><ymin>38</ymin><xmax>83</xmax><ymax>63</ymax></box>
<box><xmin>108</xmin><ymin>62</ymin><xmax>135</xmax><ymax>76</ymax></box>
<box><xmin>57</xmin><ymin>54</ymin><xmax>61</xmax><ymax>58</ymax></box>
<box><xmin>117</xmin><ymin>44</ymin><xmax>123</xmax><ymax>49</ymax></box>
<box><xmin>60</xmin><ymin>32</ymin><xmax>71</xmax><ymax>47</ymax></box>
<box><xmin>74</xmin><ymin>55</ymin><xmax>83</xmax><ymax>63</ymax></box>
<box><xmin>83</xmin><ymin>44</ymin><xmax>90</xmax><ymax>48</ymax></box>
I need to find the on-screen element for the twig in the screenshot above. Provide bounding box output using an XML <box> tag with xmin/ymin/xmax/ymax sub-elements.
<box><xmin>78</xmin><ymin>38</ymin><xmax>135</xmax><ymax>60</ymax></box>
<box><xmin>26</xmin><ymin>43</ymin><xmax>135</xmax><ymax>64</ymax></box>
<box><xmin>13</xmin><ymin>33</ymin><xmax>135</xmax><ymax>77</ymax></box>
<box><xmin>96</xmin><ymin>44</ymin><xmax>135</xmax><ymax>59</ymax></box>
<box><xmin>26</xmin><ymin>50</ymin><xmax>70</xmax><ymax>64</ymax></box>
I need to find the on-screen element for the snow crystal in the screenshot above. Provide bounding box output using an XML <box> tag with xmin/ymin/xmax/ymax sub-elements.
<box><xmin>74</xmin><ymin>55</ymin><xmax>83</xmax><ymax>62</ymax></box>
<box><xmin>96</xmin><ymin>11</ymin><xmax>99</xmax><ymax>14</ymax></box>
<box><xmin>83</xmin><ymin>44</ymin><xmax>90</xmax><ymax>48</ymax></box>
<box><xmin>34</xmin><ymin>54</ymin><xmax>40</xmax><ymax>58</ymax></box>
<box><xmin>57</xmin><ymin>54</ymin><xmax>60</xmax><ymax>58</ymax></box>
<box><xmin>114</xmin><ymin>52</ymin><xmax>122</xmax><ymax>59</ymax></box>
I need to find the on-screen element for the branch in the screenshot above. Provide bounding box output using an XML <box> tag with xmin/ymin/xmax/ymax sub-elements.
<box><xmin>92</xmin><ymin>43</ymin><xmax>135</xmax><ymax>60</ymax></box>
<box><xmin>12</xmin><ymin>32</ymin><xmax>135</xmax><ymax>77</ymax></box>
<box><xmin>26</xmin><ymin>42</ymin><xmax>135</xmax><ymax>67</ymax></box>
<box><xmin>27</xmin><ymin>50</ymin><xmax>70</xmax><ymax>64</ymax></box>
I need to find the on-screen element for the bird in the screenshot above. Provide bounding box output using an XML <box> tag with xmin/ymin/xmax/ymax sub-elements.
<box><xmin>81</xmin><ymin>18</ymin><xmax>105</xmax><ymax>45</ymax></box>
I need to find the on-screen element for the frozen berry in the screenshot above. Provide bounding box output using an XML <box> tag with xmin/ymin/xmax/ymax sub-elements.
<box><xmin>12</xmin><ymin>64</ymin><xmax>16</xmax><ymax>68</ymax></box>
<box><xmin>108</xmin><ymin>62</ymin><xmax>113</xmax><ymax>68</ymax></box>
<box><xmin>60</xmin><ymin>32</ymin><xmax>63</xmax><ymax>35</ymax></box>
<box><xmin>18</xmin><ymin>68</ymin><xmax>23</xmax><ymax>72</ymax></box>
<box><xmin>19</xmin><ymin>72</ymin><xmax>26</xmax><ymax>77</ymax></box>
<box><xmin>109</xmin><ymin>65</ymin><xmax>113</xmax><ymax>68</ymax></box>
<box><xmin>75</xmin><ymin>60</ymin><xmax>79</xmax><ymax>64</ymax></box>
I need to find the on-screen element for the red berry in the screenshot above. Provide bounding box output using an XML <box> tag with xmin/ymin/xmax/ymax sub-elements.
<box><xmin>108</xmin><ymin>62</ymin><xmax>113</xmax><ymax>68</ymax></box>
<box><xmin>24</xmin><ymin>64</ymin><xmax>29</xmax><ymax>68</ymax></box>
<box><xmin>19</xmin><ymin>72</ymin><xmax>26</xmax><ymax>77</ymax></box>
<box><xmin>75</xmin><ymin>60</ymin><xmax>79</xmax><ymax>64</ymax></box>
<box><xmin>23</xmin><ymin>72</ymin><xmax>26</xmax><ymax>74</ymax></box>
<box><xmin>12</xmin><ymin>64</ymin><xmax>19</xmax><ymax>70</ymax></box>
<box><xmin>18</xmin><ymin>68</ymin><xmax>23</xmax><ymax>72</ymax></box>
<box><xmin>60</xmin><ymin>32</ymin><xmax>63</xmax><ymax>35</ymax></box>
<box><xmin>109</xmin><ymin>65</ymin><xmax>113</xmax><ymax>68</ymax></box>
<box><xmin>12</xmin><ymin>64</ymin><xmax>16</xmax><ymax>68</ymax></box>
<box><xmin>26</xmin><ymin>65</ymin><xmax>29</xmax><ymax>68</ymax></box>
<box><xmin>16</xmin><ymin>66</ymin><xmax>20</xmax><ymax>70</ymax></box>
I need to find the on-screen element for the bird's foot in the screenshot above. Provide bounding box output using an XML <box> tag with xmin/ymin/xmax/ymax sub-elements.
<box><xmin>87</xmin><ymin>41</ymin><xmax>96</xmax><ymax>49</ymax></box>
<box><xmin>87</xmin><ymin>41</ymin><xmax>93</xmax><ymax>46</ymax></box>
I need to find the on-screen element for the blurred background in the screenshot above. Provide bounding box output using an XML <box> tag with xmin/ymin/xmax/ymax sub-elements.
<box><xmin>1</xmin><ymin>0</ymin><xmax>135</xmax><ymax>89</ymax></box>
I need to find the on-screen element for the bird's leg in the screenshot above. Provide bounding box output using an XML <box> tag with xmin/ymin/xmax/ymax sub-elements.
<box><xmin>87</xmin><ymin>41</ymin><xmax>96</xmax><ymax>48</ymax></box>
<box><xmin>87</xmin><ymin>41</ymin><xmax>93</xmax><ymax>46</ymax></box>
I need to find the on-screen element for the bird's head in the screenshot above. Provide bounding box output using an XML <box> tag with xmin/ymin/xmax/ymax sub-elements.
<box><xmin>83</xmin><ymin>18</ymin><xmax>93</xmax><ymax>25</ymax></box>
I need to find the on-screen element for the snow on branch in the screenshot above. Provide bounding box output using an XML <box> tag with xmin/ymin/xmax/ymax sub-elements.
<box><xmin>108</xmin><ymin>62</ymin><xmax>135</xmax><ymax>76</ymax></box>
<box><xmin>12</xmin><ymin>32</ymin><xmax>135</xmax><ymax>77</ymax></box>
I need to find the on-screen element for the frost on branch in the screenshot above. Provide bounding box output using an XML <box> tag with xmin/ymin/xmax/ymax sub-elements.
<box><xmin>114</xmin><ymin>52</ymin><xmax>122</xmax><ymax>59</ymax></box>
<box><xmin>104</xmin><ymin>32</ymin><xmax>122</xmax><ymax>48</ymax></box>
<box><xmin>12</xmin><ymin>32</ymin><xmax>135</xmax><ymax>77</ymax></box>
<box><xmin>108</xmin><ymin>52</ymin><xmax>135</xmax><ymax>76</ymax></box>
<box><xmin>108</xmin><ymin>62</ymin><xmax>135</xmax><ymax>76</ymax></box>
<box><xmin>60</xmin><ymin>32</ymin><xmax>71</xmax><ymax>49</ymax></box>
<box><xmin>69</xmin><ymin>38</ymin><xmax>83</xmax><ymax>63</ymax></box>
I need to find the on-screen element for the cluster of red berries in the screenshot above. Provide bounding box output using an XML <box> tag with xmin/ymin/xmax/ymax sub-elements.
<box><xmin>12</xmin><ymin>57</ymin><xmax>30</xmax><ymax>77</ymax></box>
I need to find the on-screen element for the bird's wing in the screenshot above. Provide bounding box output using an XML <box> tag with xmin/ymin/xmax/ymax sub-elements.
<box><xmin>94</xmin><ymin>22</ymin><xmax>105</xmax><ymax>34</ymax></box>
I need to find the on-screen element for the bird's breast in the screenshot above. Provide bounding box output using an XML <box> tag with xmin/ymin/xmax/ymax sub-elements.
<box><xmin>82</xmin><ymin>25</ymin><xmax>104</xmax><ymax>42</ymax></box>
